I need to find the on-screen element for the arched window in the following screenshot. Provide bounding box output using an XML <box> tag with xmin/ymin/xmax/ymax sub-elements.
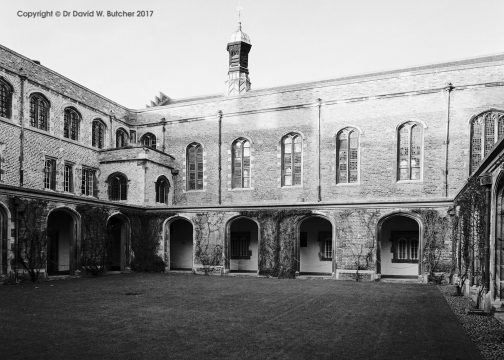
<box><xmin>232</xmin><ymin>138</ymin><xmax>251</xmax><ymax>188</ymax></box>
<box><xmin>336</xmin><ymin>128</ymin><xmax>359</xmax><ymax>183</ymax></box>
<box><xmin>116</xmin><ymin>128</ymin><xmax>128</xmax><ymax>148</ymax></box>
<box><xmin>397</xmin><ymin>122</ymin><xmax>423</xmax><ymax>181</ymax></box>
<box><xmin>281</xmin><ymin>133</ymin><xmax>302</xmax><ymax>186</ymax></box>
<box><xmin>29</xmin><ymin>93</ymin><xmax>49</xmax><ymax>131</ymax></box>
<box><xmin>0</xmin><ymin>78</ymin><xmax>13</xmax><ymax>119</ymax></box>
<box><xmin>187</xmin><ymin>142</ymin><xmax>203</xmax><ymax>190</ymax></box>
<box><xmin>92</xmin><ymin>119</ymin><xmax>106</xmax><ymax>149</ymax></box>
<box><xmin>155</xmin><ymin>176</ymin><xmax>170</xmax><ymax>204</ymax></box>
<box><xmin>108</xmin><ymin>173</ymin><xmax>127</xmax><ymax>201</ymax></box>
<box><xmin>141</xmin><ymin>133</ymin><xmax>156</xmax><ymax>149</ymax></box>
<box><xmin>63</xmin><ymin>107</ymin><xmax>80</xmax><ymax>140</ymax></box>
<box><xmin>470</xmin><ymin>110</ymin><xmax>504</xmax><ymax>173</ymax></box>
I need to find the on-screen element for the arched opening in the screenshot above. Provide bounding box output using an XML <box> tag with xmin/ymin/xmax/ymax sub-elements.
<box><xmin>106</xmin><ymin>215</ymin><xmax>129</xmax><ymax>271</ymax></box>
<box><xmin>169</xmin><ymin>218</ymin><xmax>193</xmax><ymax>271</ymax></box>
<box><xmin>229</xmin><ymin>217</ymin><xmax>258</xmax><ymax>273</ymax></box>
<box><xmin>0</xmin><ymin>205</ymin><xmax>8</xmax><ymax>275</ymax></box>
<box><xmin>47</xmin><ymin>209</ymin><xmax>77</xmax><ymax>275</ymax></box>
<box><xmin>299</xmin><ymin>216</ymin><xmax>332</xmax><ymax>275</ymax></box>
<box><xmin>378</xmin><ymin>214</ymin><xmax>420</xmax><ymax>278</ymax></box>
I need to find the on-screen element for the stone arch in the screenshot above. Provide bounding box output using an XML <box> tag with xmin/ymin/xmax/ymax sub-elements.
<box><xmin>46</xmin><ymin>206</ymin><xmax>81</xmax><ymax>275</ymax></box>
<box><xmin>0</xmin><ymin>201</ymin><xmax>11</xmax><ymax>275</ymax></box>
<box><xmin>376</xmin><ymin>211</ymin><xmax>423</xmax><ymax>278</ymax></box>
<box><xmin>163</xmin><ymin>215</ymin><xmax>194</xmax><ymax>271</ymax></box>
<box><xmin>225</xmin><ymin>215</ymin><xmax>260</xmax><ymax>274</ymax></box>
<box><xmin>106</xmin><ymin>212</ymin><xmax>131</xmax><ymax>271</ymax></box>
<box><xmin>297</xmin><ymin>214</ymin><xmax>334</xmax><ymax>275</ymax></box>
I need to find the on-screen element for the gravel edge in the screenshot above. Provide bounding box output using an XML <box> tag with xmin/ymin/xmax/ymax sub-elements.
<box><xmin>438</xmin><ymin>285</ymin><xmax>504</xmax><ymax>360</ymax></box>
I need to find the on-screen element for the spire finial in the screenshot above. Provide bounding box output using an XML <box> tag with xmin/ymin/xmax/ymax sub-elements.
<box><xmin>236</xmin><ymin>0</ymin><xmax>243</xmax><ymax>26</ymax></box>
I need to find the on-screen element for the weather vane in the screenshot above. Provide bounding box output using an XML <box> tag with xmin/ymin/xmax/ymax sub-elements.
<box><xmin>236</xmin><ymin>0</ymin><xmax>243</xmax><ymax>24</ymax></box>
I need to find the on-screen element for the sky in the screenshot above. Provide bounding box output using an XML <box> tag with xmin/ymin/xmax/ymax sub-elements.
<box><xmin>2</xmin><ymin>0</ymin><xmax>504</xmax><ymax>109</ymax></box>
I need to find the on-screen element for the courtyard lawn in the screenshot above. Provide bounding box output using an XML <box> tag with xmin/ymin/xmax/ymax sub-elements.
<box><xmin>0</xmin><ymin>273</ymin><xmax>481</xmax><ymax>360</ymax></box>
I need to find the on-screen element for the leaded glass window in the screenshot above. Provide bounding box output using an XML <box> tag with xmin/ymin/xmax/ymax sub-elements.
<box><xmin>155</xmin><ymin>176</ymin><xmax>169</xmax><ymax>204</ymax></box>
<box><xmin>44</xmin><ymin>158</ymin><xmax>56</xmax><ymax>190</ymax></box>
<box><xmin>470</xmin><ymin>111</ymin><xmax>504</xmax><ymax>173</ymax></box>
<box><xmin>64</xmin><ymin>163</ymin><xmax>73</xmax><ymax>192</ymax></box>
<box><xmin>398</xmin><ymin>122</ymin><xmax>423</xmax><ymax>181</ymax></box>
<box><xmin>64</xmin><ymin>107</ymin><xmax>80</xmax><ymax>140</ymax></box>
<box><xmin>81</xmin><ymin>167</ymin><xmax>96</xmax><ymax>197</ymax></box>
<box><xmin>108</xmin><ymin>173</ymin><xmax>127</xmax><ymax>201</ymax></box>
<box><xmin>336</xmin><ymin>128</ymin><xmax>359</xmax><ymax>183</ymax></box>
<box><xmin>232</xmin><ymin>138</ymin><xmax>251</xmax><ymax>188</ymax></box>
<box><xmin>141</xmin><ymin>133</ymin><xmax>156</xmax><ymax>149</ymax></box>
<box><xmin>92</xmin><ymin>120</ymin><xmax>106</xmax><ymax>149</ymax></box>
<box><xmin>282</xmin><ymin>133</ymin><xmax>302</xmax><ymax>186</ymax></box>
<box><xmin>116</xmin><ymin>128</ymin><xmax>128</xmax><ymax>148</ymax></box>
<box><xmin>0</xmin><ymin>79</ymin><xmax>12</xmax><ymax>119</ymax></box>
<box><xmin>29</xmin><ymin>94</ymin><xmax>49</xmax><ymax>131</ymax></box>
<box><xmin>187</xmin><ymin>143</ymin><xmax>203</xmax><ymax>190</ymax></box>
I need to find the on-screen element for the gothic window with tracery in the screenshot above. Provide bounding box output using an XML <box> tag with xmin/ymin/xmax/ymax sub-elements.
<box><xmin>470</xmin><ymin>111</ymin><xmax>504</xmax><ymax>173</ymax></box>
<box><xmin>155</xmin><ymin>176</ymin><xmax>169</xmax><ymax>204</ymax></box>
<box><xmin>336</xmin><ymin>128</ymin><xmax>359</xmax><ymax>183</ymax></box>
<box><xmin>398</xmin><ymin>122</ymin><xmax>423</xmax><ymax>181</ymax></box>
<box><xmin>141</xmin><ymin>133</ymin><xmax>156</xmax><ymax>149</ymax></box>
<box><xmin>187</xmin><ymin>143</ymin><xmax>203</xmax><ymax>190</ymax></box>
<box><xmin>116</xmin><ymin>128</ymin><xmax>128</xmax><ymax>148</ymax></box>
<box><xmin>108</xmin><ymin>173</ymin><xmax>127</xmax><ymax>201</ymax></box>
<box><xmin>92</xmin><ymin>119</ymin><xmax>106</xmax><ymax>149</ymax></box>
<box><xmin>232</xmin><ymin>138</ymin><xmax>251</xmax><ymax>188</ymax></box>
<box><xmin>30</xmin><ymin>93</ymin><xmax>49</xmax><ymax>131</ymax></box>
<box><xmin>0</xmin><ymin>79</ymin><xmax>12</xmax><ymax>119</ymax></box>
<box><xmin>64</xmin><ymin>107</ymin><xmax>80</xmax><ymax>140</ymax></box>
<box><xmin>281</xmin><ymin>133</ymin><xmax>302</xmax><ymax>186</ymax></box>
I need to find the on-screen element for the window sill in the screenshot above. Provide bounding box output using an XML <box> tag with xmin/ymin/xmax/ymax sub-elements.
<box><xmin>280</xmin><ymin>185</ymin><xmax>303</xmax><ymax>189</ymax></box>
<box><xmin>396</xmin><ymin>180</ymin><xmax>423</xmax><ymax>184</ymax></box>
<box><xmin>335</xmin><ymin>182</ymin><xmax>360</xmax><ymax>186</ymax></box>
<box><xmin>185</xmin><ymin>189</ymin><xmax>206</xmax><ymax>193</ymax></box>
<box><xmin>320</xmin><ymin>258</ymin><xmax>332</xmax><ymax>262</ymax></box>
<box><xmin>391</xmin><ymin>259</ymin><xmax>419</xmax><ymax>263</ymax></box>
<box><xmin>229</xmin><ymin>187</ymin><xmax>254</xmax><ymax>191</ymax></box>
<box><xmin>231</xmin><ymin>256</ymin><xmax>251</xmax><ymax>260</ymax></box>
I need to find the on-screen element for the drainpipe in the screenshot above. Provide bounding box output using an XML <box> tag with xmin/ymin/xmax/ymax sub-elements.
<box><xmin>317</xmin><ymin>98</ymin><xmax>322</xmax><ymax>202</ymax></box>
<box><xmin>218</xmin><ymin>110</ymin><xmax>223</xmax><ymax>205</ymax></box>
<box><xmin>18</xmin><ymin>69</ymin><xmax>27</xmax><ymax>186</ymax></box>
<box><xmin>480</xmin><ymin>173</ymin><xmax>492</xmax><ymax>293</ymax></box>
<box><xmin>444</xmin><ymin>83</ymin><xmax>454</xmax><ymax>197</ymax></box>
<box><xmin>109</xmin><ymin>111</ymin><xmax>114</xmax><ymax>148</ymax></box>
<box><xmin>161</xmin><ymin>117</ymin><xmax>167</xmax><ymax>153</ymax></box>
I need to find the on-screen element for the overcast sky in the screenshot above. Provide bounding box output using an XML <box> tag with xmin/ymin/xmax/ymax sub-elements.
<box><xmin>2</xmin><ymin>0</ymin><xmax>504</xmax><ymax>109</ymax></box>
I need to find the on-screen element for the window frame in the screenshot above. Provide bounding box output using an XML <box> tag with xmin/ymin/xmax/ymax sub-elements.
<box><xmin>81</xmin><ymin>167</ymin><xmax>97</xmax><ymax>197</ymax></box>
<box><xmin>155</xmin><ymin>175</ymin><xmax>170</xmax><ymax>204</ymax></box>
<box><xmin>44</xmin><ymin>157</ymin><xmax>57</xmax><ymax>190</ymax></box>
<box><xmin>281</xmin><ymin>133</ymin><xmax>303</xmax><ymax>187</ymax></box>
<box><xmin>63</xmin><ymin>162</ymin><xmax>74</xmax><ymax>193</ymax></box>
<box><xmin>470</xmin><ymin>110</ymin><xmax>504</xmax><ymax>174</ymax></box>
<box><xmin>186</xmin><ymin>142</ymin><xmax>204</xmax><ymax>191</ymax></box>
<box><xmin>231</xmin><ymin>138</ymin><xmax>251</xmax><ymax>189</ymax></box>
<box><xmin>336</xmin><ymin>128</ymin><xmax>360</xmax><ymax>184</ymax></box>
<box><xmin>141</xmin><ymin>133</ymin><xmax>157</xmax><ymax>149</ymax></box>
<box><xmin>116</xmin><ymin>128</ymin><xmax>129</xmax><ymax>148</ymax></box>
<box><xmin>108</xmin><ymin>172</ymin><xmax>128</xmax><ymax>201</ymax></box>
<box><xmin>391</xmin><ymin>231</ymin><xmax>419</xmax><ymax>264</ymax></box>
<box><xmin>63</xmin><ymin>107</ymin><xmax>81</xmax><ymax>141</ymax></box>
<box><xmin>397</xmin><ymin>122</ymin><xmax>423</xmax><ymax>181</ymax></box>
<box><xmin>0</xmin><ymin>78</ymin><xmax>13</xmax><ymax>120</ymax></box>
<box><xmin>92</xmin><ymin>119</ymin><xmax>106</xmax><ymax>149</ymax></box>
<box><xmin>29</xmin><ymin>93</ymin><xmax>50</xmax><ymax>131</ymax></box>
<box><xmin>230</xmin><ymin>232</ymin><xmax>251</xmax><ymax>259</ymax></box>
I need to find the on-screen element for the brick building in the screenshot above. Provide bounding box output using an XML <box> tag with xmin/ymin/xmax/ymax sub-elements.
<box><xmin>1</xmin><ymin>22</ymin><xmax>504</xmax><ymax>294</ymax></box>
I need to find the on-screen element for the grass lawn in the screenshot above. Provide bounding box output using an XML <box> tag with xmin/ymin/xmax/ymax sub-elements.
<box><xmin>0</xmin><ymin>273</ymin><xmax>482</xmax><ymax>360</ymax></box>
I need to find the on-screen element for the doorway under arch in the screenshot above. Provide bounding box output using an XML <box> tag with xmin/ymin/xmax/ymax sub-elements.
<box><xmin>378</xmin><ymin>214</ymin><xmax>421</xmax><ymax>278</ymax></box>
<box><xmin>106</xmin><ymin>214</ymin><xmax>130</xmax><ymax>271</ymax></box>
<box><xmin>299</xmin><ymin>216</ymin><xmax>333</xmax><ymax>275</ymax></box>
<box><xmin>0</xmin><ymin>204</ymin><xmax>8</xmax><ymax>275</ymax></box>
<box><xmin>169</xmin><ymin>218</ymin><xmax>193</xmax><ymax>271</ymax></box>
<box><xmin>229</xmin><ymin>217</ymin><xmax>258</xmax><ymax>273</ymax></box>
<box><xmin>47</xmin><ymin>209</ymin><xmax>77</xmax><ymax>275</ymax></box>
